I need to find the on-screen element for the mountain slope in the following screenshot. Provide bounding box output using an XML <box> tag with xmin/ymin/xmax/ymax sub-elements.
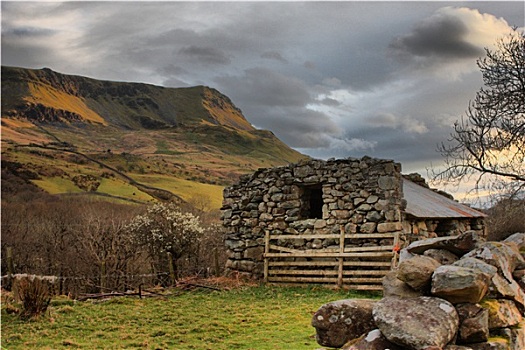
<box><xmin>1</xmin><ymin>66</ymin><xmax>306</xmax><ymax>209</ymax></box>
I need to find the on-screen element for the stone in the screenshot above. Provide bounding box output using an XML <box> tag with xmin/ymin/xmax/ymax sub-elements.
<box><xmin>342</xmin><ymin>329</ymin><xmax>403</xmax><ymax>350</ymax></box>
<box><xmin>453</xmin><ymin>258</ymin><xmax>498</xmax><ymax>278</ymax></box>
<box><xmin>456</xmin><ymin>303</ymin><xmax>489</xmax><ymax>344</ymax></box>
<box><xmin>431</xmin><ymin>265</ymin><xmax>491</xmax><ymax>304</ymax></box>
<box><xmin>407</xmin><ymin>230</ymin><xmax>483</xmax><ymax>256</ymax></box>
<box><xmin>378</xmin><ymin>175</ymin><xmax>397</xmax><ymax>190</ymax></box>
<box><xmin>377</xmin><ymin>222</ymin><xmax>402</xmax><ymax>233</ymax></box>
<box><xmin>488</xmin><ymin>273</ymin><xmax>525</xmax><ymax>309</ymax></box>
<box><xmin>225</xmin><ymin>239</ymin><xmax>244</xmax><ymax>250</ymax></box>
<box><xmin>397</xmin><ymin>255</ymin><xmax>441</xmax><ymax>291</ymax></box>
<box><xmin>372</xmin><ymin>296</ymin><xmax>459</xmax><ymax>350</ymax></box>
<box><xmin>492</xmin><ymin>321</ymin><xmax>525</xmax><ymax>350</ymax></box>
<box><xmin>360</xmin><ymin>222</ymin><xmax>377</xmax><ymax>234</ymax></box>
<box><xmin>244</xmin><ymin>246</ymin><xmax>264</xmax><ymax>260</ymax></box>
<box><xmin>503</xmin><ymin>232</ymin><xmax>525</xmax><ymax>250</ymax></box>
<box><xmin>366</xmin><ymin>195</ymin><xmax>379</xmax><ymax>204</ymax></box>
<box><xmin>424</xmin><ymin>249</ymin><xmax>459</xmax><ymax>265</ymax></box>
<box><xmin>312</xmin><ymin>299</ymin><xmax>377</xmax><ymax>348</ymax></box>
<box><xmin>480</xmin><ymin>299</ymin><xmax>523</xmax><ymax>329</ymax></box>
<box><xmin>365</xmin><ymin>211</ymin><xmax>382</xmax><ymax>222</ymax></box>
<box><xmin>463</xmin><ymin>242</ymin><xmax>525</xmax><ymax>283</ymax></box>
<box><xmin>382</xmin><ymin>270</ymin><xmax>422</xmax><ymax>299</ymax></box>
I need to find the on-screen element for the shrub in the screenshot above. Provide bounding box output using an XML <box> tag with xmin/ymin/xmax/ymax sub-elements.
<box><xmin>127</xmin><ymin>203</ymin><xmax>204</xmax><ymax>279</ymax></box>
<box><xmin>15</xmin><ymin>277</ymin><xmax>51</xmax><ymax>320</ymax></box>
<box><xmin>486</xmin><ymin>198</ymin><xmax>525</xmax><ymax>241</ymax></box>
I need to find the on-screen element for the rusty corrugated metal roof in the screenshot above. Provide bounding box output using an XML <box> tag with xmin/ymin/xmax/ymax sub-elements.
<box><xmin>403</xmin><ymin>179</ymin><xmax>487</xmax><ymax>218</ymax></box>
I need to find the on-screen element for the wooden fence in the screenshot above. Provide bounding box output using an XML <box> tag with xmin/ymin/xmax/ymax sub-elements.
<box><xmin>263</xmin><ymin>226</ymin><xmax>400</xmax><ymax>290</ymax></box>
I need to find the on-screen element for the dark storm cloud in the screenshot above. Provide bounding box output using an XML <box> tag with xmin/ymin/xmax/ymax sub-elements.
<box><xmin>216</xmin><ymin>67</ymin><xmax>313</xmax><ymax>108</ymax></box>
<box><xmin>3</xmin><ymin>26</ymin><xmax>56</xmax><ymax>38</ymax></box>
<box><xmin>261</xmin><ymin>51</ymin><xmax>288</xmax><ymax>64</ymax></box>
<box><xmin>178</xmin><ymin>46</ymin><xmax>231</xmax><ymax>65</ymax></box>
<box><xmin>390</xmin><ymin>13</ymin><xmax>483</xmax><ymax>60</ymax></box>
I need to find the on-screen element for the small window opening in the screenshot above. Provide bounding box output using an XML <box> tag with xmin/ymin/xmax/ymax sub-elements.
<box><xmin>301</xmin><ymin>185</ymin><xmax>323</xmax><ymax>219</ymax></box>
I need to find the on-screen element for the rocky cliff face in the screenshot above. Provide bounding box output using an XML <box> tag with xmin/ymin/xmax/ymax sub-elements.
<box><xmin>1</xmin><ymin>66</ymin><xmax>254</xmax><ymax>131</ymax></box>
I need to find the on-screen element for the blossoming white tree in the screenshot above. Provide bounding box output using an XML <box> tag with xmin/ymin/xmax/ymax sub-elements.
<box><xmin>127</xmin><ymin>203</ymin><xmax>204</xmax><ymax>280</ymax></box>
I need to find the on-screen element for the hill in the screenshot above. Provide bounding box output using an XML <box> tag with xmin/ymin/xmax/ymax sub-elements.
<box><xmin>1</xmin><ymin>66</ymin><xmax>306</xmax><ymax>209</ymax></box>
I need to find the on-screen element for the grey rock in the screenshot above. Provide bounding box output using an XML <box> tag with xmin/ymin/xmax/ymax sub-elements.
<box><xmin>431</xmin><ymin>265</ymin><xmax>491</xmax><ymax>304</ymax></box>
<box><xmin>372</xmin><ymin>296</ymin><xmax>459</xmax><ymax>350</ymax></box>
<box><xmin>480</xmin><ymin>299</ymin><xmax>523</xmax><ymax>329</ymax></box>
<box><xmin>312</xmin><ymin>299</ymin><xmax>377</xmax><ymax>348</ymax></box>
<box><xmin>424</xmin><ymin>249</ymin><xmax>459</xmax><ymax>265</ymax></box>
<box><xmin>382</xmin><ymin>270</ymin><xmax>422</xmax><ymax>298</ymax></box>
<box><xmin>456</xmin><ymin>303</ymin><xmax>489</xmax><ymax>344</ymax></box>
<box><xmin>503</xmin><ymin>232</ymin><xmax>525</xmax><ymax>250</ymax></box>
<box><xmin>463</xmin><ymin>242</ymin><xmax>525</xmax><ymax>283</ymax></box>
<box><xmin>453</xmin><ymin>258</ymin><xmax>498</xmax><ymax>278</ymax></box>
<box><xmin>407</xmin><ymin>230</ymin><xmax>483</xmax><ymax>256</ymax></box>
<box><xmin>397</xmin><ymin>255</ymin><xmax>441</xmax><ymax>291</ymax></box>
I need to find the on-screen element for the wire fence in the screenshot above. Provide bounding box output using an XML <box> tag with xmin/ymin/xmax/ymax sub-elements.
<box><xmin>2</xmin><ymin>271</ymin><xmax>174</xmax><ymax>299</ymax></box>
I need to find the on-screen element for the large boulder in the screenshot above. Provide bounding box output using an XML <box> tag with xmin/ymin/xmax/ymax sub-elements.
<box><xmin>431</xmin><ymin>265</ymin><xmax>491</xmax><ymax>304</ymax></box>
<box><xmin>463</xmin><ymin>242</ymin><xmax>525</xmax><ymax>309</ymax></box>
<box><xmin>463</xmin><ymin>242</ymin><xmax>525</xmax><ymax>283</ymax></box>
<box><xmin>480</xmin><ymin>299</ymin><xmax>523</xmax><ymax>329</ymax></box>
<box><xmin>342</xmin><ymin>329</ymin><xmax>403</xmax><ymax>350</ymax></box>
<box><xmin>453</xmin><ymin>258</ymin><xmax>498</xmax><ymax>278</ymax></box>
<box><xmin>503</xmin><ymin>232</ymin><xmax>525</xmax><ymax>251</ymax></box>
<box><xmin>488</xmin><ymin>273</ymin><xmax>525</xmax><ymax>309</ymax></box>
<box><xmin>382</xmin><ymin>270</ymin><xmax>422</xmax><ymax>298</ymax></box>
<box><xmin>424</xmin><ymin>248</ymin><xmax>459</xmax><ymax>265</ymax></box>
<box><xmin>372</xmin><ymin>296</ymin><xmax>459</xmax><ymax>349</ymax></box>
<box><xmin>407</xmin><ymin>231</ymin><xmax>483</xmax><ymax>256</ymax></box>
<box><xmin>312</xmin><ymin>299</ymin><xmax>377</xmax><ymax>348</ymax></box>
<box><xmin>456</xmin><ymin>303</ymin><xmax>489</xmax><ymax>344</ymax></box>
<box><xmin>396</xmin><ymin>255</ymin><xmax>441</xmax><ymax>292</ymax></box>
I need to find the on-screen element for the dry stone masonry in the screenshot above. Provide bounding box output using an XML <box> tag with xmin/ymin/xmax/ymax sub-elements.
<box><xmin>222</xmin><ymin>157</ymin><xmax>404</xmax><ymax>278</ymax></box>
<box><xmin>311</xmin><ymin>231</ymin><xmax>525</xmax><ymax>350</ymax></box>
<box><xmin>221</xmin><ymin>156</ymin><xmax>485</xmax><ymax>287</ymax></box>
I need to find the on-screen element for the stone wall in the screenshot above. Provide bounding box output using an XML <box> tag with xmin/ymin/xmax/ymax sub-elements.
<box><xmin>221</xmin><ymin>157</ymin><xmax>405</xmax><ymax>277</ymax></box>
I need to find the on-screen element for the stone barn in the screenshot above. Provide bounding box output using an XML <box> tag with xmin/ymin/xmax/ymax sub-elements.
<box><xmin>221</xmin><ymin>157</ymin><xmax>486</xmax><ymax>290</ymax></box>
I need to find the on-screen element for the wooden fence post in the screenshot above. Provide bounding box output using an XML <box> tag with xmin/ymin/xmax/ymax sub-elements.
<box><xmin>263</xmin><ymin>230</ymin><xmax>270</xmax><ymax>284</ymax></box>
<box><xmin>167</xmin><ymin>252</ymin><xmax>176</xmax><ymax>286</ymax></box>
<box><xmin>337</xmin><ymin>226</ymin><xmax>344</xmax><ymax>288</ymax></box>
<box><xmin>100</xmin><ymin>260</ymin><xmax>107</xmax><ymax>292</ymax></box>
<box><xmin>213</xmin><ymin>247</ymin><xmax>220</xmax><ymax>277</ymax></box>
<box><xmin>6</xmin><ymin>247</ymin><xmax>14</xmax><ymax>290</ymax></box>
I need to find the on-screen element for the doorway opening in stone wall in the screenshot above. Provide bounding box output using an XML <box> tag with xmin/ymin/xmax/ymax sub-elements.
<box><xmin>300</xmin><ymin>184</ymin><xmax>323</xmax><ymax>219</ymax></box>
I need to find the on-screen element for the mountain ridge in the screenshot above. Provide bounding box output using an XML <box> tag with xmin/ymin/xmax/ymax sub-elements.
<box><xmin>1</xmin><ymin>66</ymin><xmax>306</xmax><ymax>209</ymax></box>
<box><xmin>2</xmin><ymin>66</ymin><xmax>254</xmax><ymax>131</ymax></box>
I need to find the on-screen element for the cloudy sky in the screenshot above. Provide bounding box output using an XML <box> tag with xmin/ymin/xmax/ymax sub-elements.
<box><xmin>2</xmin><ymin>1</ymin><xmax>524</xmax><ymax>192</ymax></box>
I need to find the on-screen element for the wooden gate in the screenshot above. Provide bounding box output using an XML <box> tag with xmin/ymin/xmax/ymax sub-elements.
<box><xmin>263</xmin><ymin>226</ymin><xmax>400</xmax><ymax>290</ymax></box>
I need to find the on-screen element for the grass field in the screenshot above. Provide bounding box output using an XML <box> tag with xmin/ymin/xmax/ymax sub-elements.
<box><xmin>1</xmin><ymin>285</ymin><xmax>378</xmax><ymax>350</ymax></box>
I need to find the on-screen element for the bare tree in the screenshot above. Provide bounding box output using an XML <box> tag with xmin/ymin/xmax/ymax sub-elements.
<box><xmin>435</xmin><ymin>30</ymin><xmax>525</xmax><ymax>198</ymax></box>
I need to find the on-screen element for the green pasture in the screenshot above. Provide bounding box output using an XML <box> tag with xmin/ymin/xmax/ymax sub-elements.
<box><xmin>1</xmin><ymin>285</ymin><xmax>377</xmax><ymax>350</ymax></box>
<box><xmin>133</xmin><ymin>174</ymin><xmax>224</xmax><ymax>210</ymax></box>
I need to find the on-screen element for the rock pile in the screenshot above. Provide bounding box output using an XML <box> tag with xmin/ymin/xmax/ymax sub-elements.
<box><xmin>312</xmin><ymin>231</ymin><xmax>525</xmax><ymax>350</ymax></box>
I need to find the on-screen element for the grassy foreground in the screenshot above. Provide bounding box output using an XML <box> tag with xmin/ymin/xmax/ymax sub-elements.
<box><xmin>1</xmin><ymin>284</ymin><xmax>378</xmax><ymax>350</ymax></box>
